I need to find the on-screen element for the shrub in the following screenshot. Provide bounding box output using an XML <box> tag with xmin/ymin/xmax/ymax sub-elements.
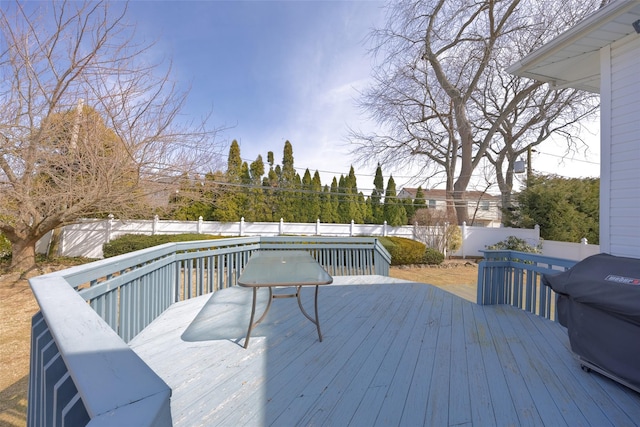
<box><xmin>485</xmin><ymin>236</ymin><xmax>542</xmax><ymax>253</ymax></box>
<box><xmin>446</xmin><ymin>224</ymin><xmax>462</xmax><ymax>253</ymax></box>
<box><xmin>378</xmin><ymin>236</ymin><xmax>427</xmax><ymax>266</ymax></box>
<box><xmin>0</xmin><ymin>233</ymin><xmax>10</xmax><ymax>260</ymax></box>
<box><xmin>103</xmin><ymin>233</ymin><xmax>222</xmax><ymax>258</ymax></box>
<box><xmin>423</xmin><ymin>248</ymin><xmax>444</xmax><ymax>265</ymax></box>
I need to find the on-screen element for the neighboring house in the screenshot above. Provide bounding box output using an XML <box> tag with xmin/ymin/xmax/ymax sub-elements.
<box><xmin>507</xmin><ymin>1</ymin><xmax>640</xmax><ymax>258</ymax></box>
<box><xmin>397</xmin><ymin>188</ymin><xmax>502</xmax><ymax>227</ymax></box>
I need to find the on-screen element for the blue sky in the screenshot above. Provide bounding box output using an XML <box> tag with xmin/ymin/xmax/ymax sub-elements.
<box><xmin>126</xmin><ymin>0</ymin><xmax>390</xmax><ymax>188</ymax></box>
<box><xmin>125</xmin><ymin>0</ymin><xmax>599</xmax><ymax>192</ymax></box>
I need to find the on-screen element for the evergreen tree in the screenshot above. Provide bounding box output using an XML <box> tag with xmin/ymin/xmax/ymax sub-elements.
<box><xmin>402</xmin><ymin>197</ymin><xmax>416</xmax><ymax>222</ymax></box>
<box><xmin>347</xmin><ymin>166</ymin><xmax>364</xmax><ymax>223</ymax></box>
<box><xmin>506</xmin><ymin>175</ymin><xmax>599</xmax><ymax>243</ymax></box>
<box><xmin>281</xmin><ymin>141</ymin><xmax>296</xmax><ymax>182</ymax></box>
<box><xmin>371</xmin><ymin>165</ymin><xmax>385</xmax><ymax>223</ymax></box>
<box><xmin>263</xmin><ymin>152</ymin><xmax>279</xmax><ymax>221</ymax></box>
<box><xmin>310</xmin><ymin>171</ymin><xmax>323</xmax><ymax>222</ymax></box>
<box><xmin>328</xmin><ymin>178</ymin><xmax>340</xmax><ymax>222</ymax></box>
<box><xmin>235</xmin><ymin>162</ymin><xmax>250</xmax><ymax>216</ymax></box>
<box><xmin>357</xmin><ymin>191</ymin><xmax>370</xmax><ymax>223</ymax></box>
<box><xmin>337</xmin><ymin>167</ymin><xmax>362</xmax><ymax>223</ymax></box>
<box><xmin>319</xmin><ymin>184</ymin><xmax>334</xmax><ymax>223</ymax></box>
<box><xmin>227</xmin><ymin>140</ymin><xmax>243</xmax><ymax>181</ymax></box>
<box><xmin>409</xmin><ymin>186</ymin><xmax>427</xmax><ymax>223</ymax></box>
<box><xmin>337</xmin><ymin>175</ymin><xmax>349</xmax><ymax>223</ymax></box>
<box><xmin>247</xmin><ymin>155</ymin><xmax>268</xmax><ymax>221</ymax></box>
<box><xmin>300</xmin><ymin>169</ymin><xmax>321</xmax><ymax>222</ymax></box>
<box><xmin>169</xmin><ymin>173</ymin><xmax>214</xmax><ymax>220</ymax></box>
<box><xmin>296</xmin><ymin>172</ymin><xmax>304</xmax><ymax>213</ymax></box>
<box><xmin>213</xmin><ymin>141</ymin><xmax>244</xmax><ymax>221</ymax></box>
<box><xmin>414</xmin><ymin>186</ymin><xmax>426</xmax><ymax>209</ymax></box>
<box><xmin>383</xmin><ymin>175</ymin><xmax>407</xmax><ymax>226</ymax></box>
<box><xmin>275</xmin><ymin>141</ymin><xmax>298</xmax><ymax>221</ymax></box>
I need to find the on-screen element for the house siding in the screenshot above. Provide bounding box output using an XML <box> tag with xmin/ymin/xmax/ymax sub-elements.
<box><xmin>607</xmin><ymin>34</ymin><xmax>640</xmax><ymax>258</ymax></box>
<box><xmin>397</xmin><ymin>188</ymin><xmax>502</xmax><ymax>227</ymax></box>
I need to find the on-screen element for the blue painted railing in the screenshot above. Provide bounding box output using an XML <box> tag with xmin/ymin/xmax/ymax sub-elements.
<box><xmin>477</xmin><ymin>250</ymin><xmax>577</xmax><ymax>320</ymax></box>
<box><xmin>27</xmin><ymin>236</ymin><xmax>391</xmax><ymax>426</ymax></box>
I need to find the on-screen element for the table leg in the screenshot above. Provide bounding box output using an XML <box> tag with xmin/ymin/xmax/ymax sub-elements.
<box><xmin>244</xmin><ymin>287</ymin><xmax>274</xmax><ymax>349</ymax></box>
<box><xmin>296</xmin><ymin>285</ymin><xmax>323</xmax><ymax>342</ymax></box>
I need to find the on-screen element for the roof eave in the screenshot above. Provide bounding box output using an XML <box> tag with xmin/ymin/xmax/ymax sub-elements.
<box><xmin>507</xmin><ymin>1</ymin><xmax>640</xmax><ymax>78</ymax></box>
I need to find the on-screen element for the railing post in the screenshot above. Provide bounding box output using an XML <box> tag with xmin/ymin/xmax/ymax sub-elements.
<box><xmin>316</xmin><ymin>218</ymin><xmax>320</xmax><ymax>236</ymax></box>
<box><xmin>383</xmin><ymin>221</ymin><xmax>388</xmax><ymax>237</ymax></box>
<box><xmin>198</xmin><ymin>216</ymin><xmax>203</xmax><ymax>234</ymax></box>
<box><xmin>240</xmin><ymin>217</ymin><xmax>245</xmax><ymax>236</ymax></box>
<box><xmin>279</xmin><ymin>218</ymin><xmax>284</xmax><ymax>235</ymax></box>
<box><xmin>153</xmin><ymin>214</ymin><xmax>159</xmax><ymax>235</ymax></box>
<box><xmin>477</xmin><ymin>260</ymin><xmax>487</xmax><ymax>304</ymax></box>
<box><xmin>350</xmin><ymin>220</ymin><xmax>355</xmax><ymax>236</ymax></box>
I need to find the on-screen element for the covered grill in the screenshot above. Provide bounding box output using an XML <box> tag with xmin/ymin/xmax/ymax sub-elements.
<box><xmin>543</xmin><ymin>253</ymin><xmax>640</xmax><ymax>393</ymax></box>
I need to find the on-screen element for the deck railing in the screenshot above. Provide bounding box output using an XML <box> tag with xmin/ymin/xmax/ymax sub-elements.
<box><xmin>27</xmin><ymin>236</ymin><xmax>391</xmax><ymax>427</ymax></box>
<box><xmin>477</xmin><ymin>250</ymin><xmax>577</xmax><ymax>320</ymax></box>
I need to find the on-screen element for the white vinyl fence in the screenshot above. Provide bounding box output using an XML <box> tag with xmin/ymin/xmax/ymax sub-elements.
<box><xmin>37</xmin><ymin>215</ymin><xmax>599</xmax><ymax>261</ymax></box>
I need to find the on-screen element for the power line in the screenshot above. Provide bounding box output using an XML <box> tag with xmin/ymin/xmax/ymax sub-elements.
<box><xmin>533</xmin><ymin>150</ymin><xmax>599</xmax><ymax>165</ymax></box>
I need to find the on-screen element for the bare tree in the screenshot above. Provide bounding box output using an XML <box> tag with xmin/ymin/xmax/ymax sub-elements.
<box><xmin>476</xmin><ymin>31</ymin><xmax>598</xmax><ymax>209</ymax></box>
<box><xmin>412</xmin><ymin>208</ymin><xmax>450</xmax><ymax>254</ymax></box>
<box><xmin>0</xmin><ymin>1</ymin><xmax>223</xmax><ymax>272</ymax></box>
<box><xmin>351</xmin><ymin>0</ymin><xmax>600</xmax><ymax>224</ymax></box>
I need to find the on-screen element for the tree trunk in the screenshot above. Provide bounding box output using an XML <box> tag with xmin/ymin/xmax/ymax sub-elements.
<box><xmin>453</xmin><ymin>192</ymin><xmax>469</xmax><ymax>225</ymax></box>
<box><xmin>48</xmin><ymin>227</ymin><xmax>63</xmax><ymax>257</ymax></box>
<box><xmin>10</xmin><ymin>239</ymin><xmax>38</xmax><ymax>273</ymax></box>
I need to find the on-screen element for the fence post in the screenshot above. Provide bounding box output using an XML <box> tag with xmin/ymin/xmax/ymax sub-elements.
<box><xmin>461</xmin><ymin>221</ymin><xmax>467</xmax><ymax>259</ymax></box>
<box><xmin>106</xmin><ymin>214</ymin><xmax>114</xmax><ymax>243</ymax></box>
<box><xmin>443</xmin><ymin>222</ymin><xmax>449</xmax><ymax>259</ymax></box>
<box><xmin>240</xmin><ymin>217</ymin><xmax>245</xmax><ymax>237</ymax></box>
<box><xmin>350</xmin><ymin>220</ymin><xmax>355</xmax><ymax>236</ymax></box>
<box><xmin>580</xmin><ymin>237</ymin><xmax>588</xmax><ymax>260</ymax></box>
<box><xmin>153</xmin><ymin>215</ymin><xmax>159</xmax><ymax>235</ymax></box>
<box><xmin>383</xmin><ymin>221</ymin><xmax>388</xmax><ymax>237</ymax></box>
<box><xmin>198</xmin><ymin>216</ymin><xmax>203</xmax><ymax>234</ymax></box>
<box><xmin>279</xmin><ymin>218</ymin><xmax>284</xmax><ymax>235</ymax></box>
<box><xmin>316</xmin><ymin>219</ymin><xmax>320</xmax><ymax>236</ymax></box>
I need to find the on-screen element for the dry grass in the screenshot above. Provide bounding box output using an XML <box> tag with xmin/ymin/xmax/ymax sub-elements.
<box><xmin>0</xmin><ymin>274</ymin><xmax>39</xmax><ymax>427</ymax></box>
<box><xmin>0</xmin><ymin>260</ymin><xmax>479</xmax><ymax>427</ymax></box>
<box><xmin>389</xmin><ymin>261</ymin><xmax>478</xmax><ymax>286</ymax></box>
<box><xmin>389</xmin><ymin>260</ymin><xmax>479</xmax><ymax>302</ymax></box>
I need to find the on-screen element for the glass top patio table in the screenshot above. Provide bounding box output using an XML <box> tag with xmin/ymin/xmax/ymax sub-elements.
<box><xmin>237</xmin><ymin>250</ymin><xmax>333</xmax><ymax>348</ymax></box>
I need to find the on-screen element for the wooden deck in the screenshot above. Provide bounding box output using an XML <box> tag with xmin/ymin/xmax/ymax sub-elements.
<box><xmin>130</xmin><ymin>276</ymin><xmax>640</xmax><ymax>426</ymax></box>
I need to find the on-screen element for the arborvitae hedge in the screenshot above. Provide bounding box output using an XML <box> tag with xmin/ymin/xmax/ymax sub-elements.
<box><xmin>103</xmin><ymin>233</ymin><xmax>444</xmax><ymax>267</ymax></box>
<box><xmin>102</xmin><ymin>234</ymin><xmax>222</xmax><ymax>258</ymax></box>
<box><xmin>378</xmin><ymin>236</ymin><xmax>428</xmax><ymax>265</ymax></box>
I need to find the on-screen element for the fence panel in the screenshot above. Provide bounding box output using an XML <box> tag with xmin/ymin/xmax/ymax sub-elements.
<box><xmin>542</xmin><ymin>239</ymin><xmax>600</xmax><ymax>261</ymax></box>
<box><xmin>453</xmin><ymin>224</ymin><xmax>541</xmax><ymax>258</ymax></box>
<box><xmin>38</xmin><ymin>217</ymin><xmax>599</xmax><ymax>262</ymax></box>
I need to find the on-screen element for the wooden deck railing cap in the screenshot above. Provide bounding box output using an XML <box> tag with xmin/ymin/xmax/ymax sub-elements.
<box><xmin>29</xmin><ymin>274</ymin><xmax>172</xmax><ymax>421</ymax></box>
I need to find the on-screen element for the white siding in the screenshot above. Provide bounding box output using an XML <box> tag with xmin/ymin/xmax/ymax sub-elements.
<box><xmin>606</xmin><ymin>34</ymin><xmax>640</xmax><ymax>258</ymax></box>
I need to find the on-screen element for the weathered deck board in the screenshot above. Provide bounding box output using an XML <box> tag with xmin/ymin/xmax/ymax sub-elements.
<box><xmin>129</xmin><ymin>276</ymin><xmax>640</xmax><ymax>426</ymax></box>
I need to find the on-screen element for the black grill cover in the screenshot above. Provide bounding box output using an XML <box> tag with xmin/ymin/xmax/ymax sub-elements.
<box><xmin>543</xmin><ymin>253</ymin><xmax>640</xmax><ymax>392</ymax></box>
